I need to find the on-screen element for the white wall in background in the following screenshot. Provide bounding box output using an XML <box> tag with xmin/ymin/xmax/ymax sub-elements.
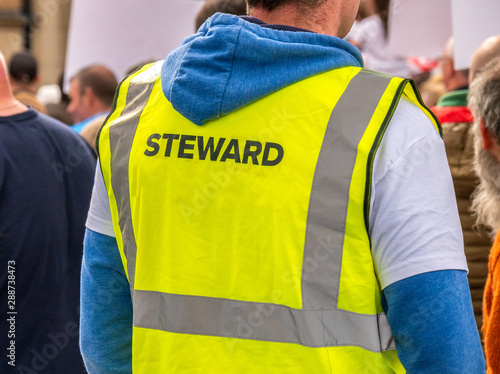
<box><xmin>65</xmin><ymin>0</ymin><xmax>204</xmax><ymax>84</ymax></box>
<box><xmin>387</xmin><ymin>0</ymin><xmax>452</xmax><ymax>59</ymax></box>
<box><xmin>382</xmin><ymin>0</ymin><xmax>500</xmax><ymax>69</ymax></box>
<box><xmin>66</xmin><ymin>0</ymin><xmax>500</xmax><ymax>80</ymax></box>
<box><xmin>452</xmin><ymin>0</ymin><xmax>500</xmax><ymax>70</ymax></box>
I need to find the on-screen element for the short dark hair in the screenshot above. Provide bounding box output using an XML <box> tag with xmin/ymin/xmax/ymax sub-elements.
<box><xmin>196</xmin><ymin>0</ymin><xmax>247</xmax><ymax>30</ymax></box>
<box><xmin>72</xmin><ymin>65</ymin><xmax>118</xmax><ymax>106</ymax></box>
<box><xmin>246</xmin><ymin>0</ymin><xmax>324</xmax><ymax>12</ymax></box>
<box><xmin>9</xmin><ymin>50</ymin><xmax>38</xmax><ymax>84</ymax></box>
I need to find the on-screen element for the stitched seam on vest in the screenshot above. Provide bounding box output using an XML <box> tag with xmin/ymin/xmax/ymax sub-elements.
<box><xmin>363</xmin><ymin>78</ymin><xmax>407</xmax><ymax>235</ymax></box>
<box><xmin>409</xmin><ymin>79</ymin><xmax>443</xmax><ymax>137</ymax></box>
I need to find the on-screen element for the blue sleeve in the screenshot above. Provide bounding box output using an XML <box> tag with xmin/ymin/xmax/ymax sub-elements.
<box><xmin>382</xmin><ymin>270</ymin><xmax>485</xmax><ymax>373</ymax></box>
<box><xmin>80</xmin><ymin>228</ymin><xmax>132</xmax><ymax>374</ymax></box>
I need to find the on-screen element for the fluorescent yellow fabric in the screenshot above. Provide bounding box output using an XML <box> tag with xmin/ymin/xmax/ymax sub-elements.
<box><xmin>99</xmin><ymin>64</ymin><xmax>439</xmax><ymax>373</ymax></box>
<box><xmin>98</xmin><ymin>64</ymin><xmax>148</xmax><ymax>280</ymax></box>
<box><xmin>133</xmin><ymin>327</ymin><xmax>403</xmax><ymax>373</ymax></box>
<box><xmin>129</xmin><ymin>67</ymin><xmax>359</xmax><ymax>309</ymax></box>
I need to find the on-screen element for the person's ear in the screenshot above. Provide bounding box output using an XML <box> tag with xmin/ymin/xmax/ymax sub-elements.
<box><xmin>479</xmin><ymin>117</ymin><xmax>494</xmax><ymax>150</ymax></box>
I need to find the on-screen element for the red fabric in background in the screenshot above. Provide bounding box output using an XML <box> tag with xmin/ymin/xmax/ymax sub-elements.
<box><xmin>431</xmin><ymin>105</ymin><xmax>474</xmax><ymax>124</ymax></box>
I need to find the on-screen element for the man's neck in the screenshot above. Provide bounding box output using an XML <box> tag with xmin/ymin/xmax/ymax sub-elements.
<box><xmin>0</xmin><ymin>99</ymin><xmax>28</xmax><ymax>116</ymax></box>
<box><xmin>10</xmin><ymin>82</ymin><xmax>36</xmax><ymax>94</ymax></box>
<box><xmin>241</xmin><ymin>16</ymin><xmax>313</xmax><ymax>33</ymax></box>
<box><xmin>248</xmin><ymin>3</ymin><xmax>341</xmax><ymax>36</ymax></box>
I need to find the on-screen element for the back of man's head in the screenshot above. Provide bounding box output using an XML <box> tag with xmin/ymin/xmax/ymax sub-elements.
<box><xmin>9</xmin><ymin>50</ymin><xmax>38</xmax><ymax>85</ymax></box>
<box><xmin>67</xmin><ymin>65</ymin><xmax>117</xmax><ymax>123</ymax></box>
<box><xmin>470</xmin><ymin>35</ymin><xmax>500</xmax><ymax>82</ymax></box>
<box><xmin>196</xmin><ymin>0</ymin><xmax>247</xmax><ymax>30</ymax></box>
<box><xmin>72</xmin><ymin>65</ymin><xmax>118</xmax><ymax>107</ymax></box>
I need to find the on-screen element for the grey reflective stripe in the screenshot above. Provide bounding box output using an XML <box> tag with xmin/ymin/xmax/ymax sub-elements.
<box><xmin>109</xmin><ymin>62</ymin><xmax>162</xmax><ymax>290</ymax></box>
<box><xmin>133</xmin><ymin>290</ymin><xmax>395</xmax><ymax>352</ymax></box>
<box><xmin>110</xmin><ymin>67</ymin><xmax>397</xmax><ymax>352</ymax></box>
<box><xmin>301</xmin><ymin>70</ymin><xmax>392</xmax><ymax>309</ymax></box>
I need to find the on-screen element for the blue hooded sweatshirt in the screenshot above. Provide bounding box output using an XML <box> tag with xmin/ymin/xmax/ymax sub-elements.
<box><xmin>80</xmin><ymin>14</ymin><xmax>485</xmax><ymax>374</ymax></box>
<box><xmin>161</xmin><ymin>14</ymin><xmax>362</xmax><ymax>125</ymax></box>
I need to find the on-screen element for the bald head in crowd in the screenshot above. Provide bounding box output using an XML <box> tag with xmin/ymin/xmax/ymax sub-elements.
<box><xmin>470</xmin><ymin>35</ymin><xmax>500</xmax><ymax>82</ymax></box>
<box><xmin>0</xmin><ymin>52</ymin><xmax>27</xmax><ymax>116</ymax></box>
<box><xmin>67</xmin><ymin>65</ymin><xmax>117</xmax><ymax>124</ymax></box>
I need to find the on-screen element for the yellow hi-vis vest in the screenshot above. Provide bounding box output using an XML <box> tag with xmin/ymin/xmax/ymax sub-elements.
<box><xmin>98</xmin><ymin>61</ymin><xmax>441</xmax><ymax>373</ymax></box>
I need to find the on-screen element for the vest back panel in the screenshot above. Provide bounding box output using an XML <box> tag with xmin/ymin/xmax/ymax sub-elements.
<box><xmin>98</xmin><ymin>61</ymin><xmax>439</xmax><ymax>373</ymax></box>
<box><xmin>129</xmin><ymin>67</ymin><xmax>361</xmax><ymax>310</ymax></box>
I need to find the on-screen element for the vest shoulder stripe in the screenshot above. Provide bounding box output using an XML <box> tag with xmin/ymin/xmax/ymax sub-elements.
<box><xmin>104</xmin><ymin>62</ymin><xmax>162</xmax><ymax>289</ymax></box>
<box><xmin>302</xmin><ymin>69</ymin><xmax>393</xmax><ymax>309</ymax></box>
<box><xmin>97</xmin><ymin>61</ymin><xmax>161</xmax><ymax>158</ymax></box>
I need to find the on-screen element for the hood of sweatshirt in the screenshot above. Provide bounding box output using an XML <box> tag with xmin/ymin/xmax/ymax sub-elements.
<box><xmin>161</xmin><ymin>13</ymin><xmax>363</xmax><ymax>126</ymax></box>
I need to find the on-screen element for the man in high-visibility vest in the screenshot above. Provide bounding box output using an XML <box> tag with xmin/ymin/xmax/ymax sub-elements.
<box><xmin>80</xmin><ymin>0</ymin><xmax>485</xmax><ymax>372</ymax></box>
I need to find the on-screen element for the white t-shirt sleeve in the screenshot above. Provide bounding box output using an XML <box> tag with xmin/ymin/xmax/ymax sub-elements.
<box><xmin>369</xmin><ymin>97</ymin><xmax>468</xmax><ymax>290</ymax></box>
<box><xmin>86</xmin><ymin>162</ymin><xmax>115</xmax><ymax>237</ymax></box>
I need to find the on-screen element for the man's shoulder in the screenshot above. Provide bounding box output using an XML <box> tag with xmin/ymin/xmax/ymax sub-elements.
<box><xmin>37</xmin><ymin>111</ymin><xmax>90</xmax><ymax>141</ymax></box>
<box><xmin>371</xmin><ymin>95</ymin><xmax>443</xmax><ymax>185</ymax></box>
<box><xmin>389</xmin><ymin>96</ymin><xmax>440</xmax><ymax>139</ymax></box>
<box><xmin>0</xmin><ymin>110</ymin><xmax>96</xmax><ymax>164</ymax></box>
